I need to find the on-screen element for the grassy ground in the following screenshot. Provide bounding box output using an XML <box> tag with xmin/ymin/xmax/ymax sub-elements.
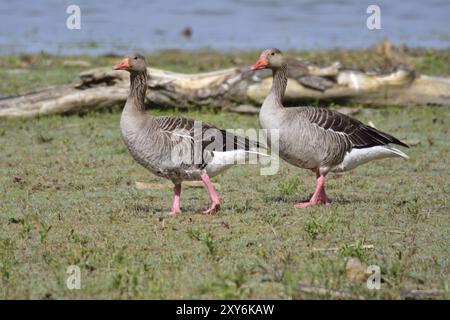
<box><xmin>0</xmin><ymin>50</ymin><xmax>449</xmax><ymax>299</ymax></box>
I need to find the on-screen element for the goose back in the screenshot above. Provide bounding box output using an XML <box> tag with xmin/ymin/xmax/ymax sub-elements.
<box><xmin>274</xmin><ymin>106</ymin><xmax>409</xmax><ymax>173</ymax></box>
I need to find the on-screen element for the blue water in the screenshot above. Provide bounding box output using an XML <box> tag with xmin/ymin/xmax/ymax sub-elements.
<box><xmin>0</xmin><ymin>0</ymin><xmax>449</xmax><ymax>55</ymax></box>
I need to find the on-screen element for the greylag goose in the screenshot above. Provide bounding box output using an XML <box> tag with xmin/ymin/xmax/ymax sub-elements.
<box><xmin>114</xmin><ymin>53</ymin><xmax>263</xmax><ymax>215</ymax></box>
<box><xmin>251</xmin><ymin>48</ymin><xmax>409</xmax><ymax>208</ymax></box>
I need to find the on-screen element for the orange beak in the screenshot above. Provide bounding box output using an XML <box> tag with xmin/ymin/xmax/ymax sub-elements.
<box><xmin>251</xmin><ymin>57</ymin><xmax>268</xmax><ymax>70</ymax></box>
<box><xmin>113</xmin><ymin>58</ymin><xmax>130</xmax><ymax>70</ymax></box>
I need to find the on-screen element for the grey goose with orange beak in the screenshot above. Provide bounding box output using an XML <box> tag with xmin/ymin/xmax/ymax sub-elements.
<box><xmin>251</xmin><ymin>48</ymin><xmax>409</xmax><ymax>208</ymax></box>
<box><xmin>114</xmin><ymin>53</ymin><xmax>264</xmax><ymax>215</ymax></box>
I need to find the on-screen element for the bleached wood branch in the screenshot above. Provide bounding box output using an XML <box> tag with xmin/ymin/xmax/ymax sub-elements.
<box><xmin>1</xmin><ymin>58</ymin><xmax>449</xmax><ymax>119</ymax></box>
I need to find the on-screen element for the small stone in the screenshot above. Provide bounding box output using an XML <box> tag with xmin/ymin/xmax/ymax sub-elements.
<box><xmin>346</xmin><ymin>257</ymin><xmax>367</xmax><ymax>283</ymax></box>
<box><xmin>232</xmin><ymin>105</ymin><xmax>260</xmax><ymax>114</ymax></box>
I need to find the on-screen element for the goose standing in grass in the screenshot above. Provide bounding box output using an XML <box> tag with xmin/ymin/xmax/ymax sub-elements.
<box><xmin>251</xmin><ymin>48</ymin><xmax>409</xmax><ymax>208</ymax></box>
<box><xmin>114</xmin><ymin>53</ymin><xmax>263</xmax><ymax>215</ymax></box>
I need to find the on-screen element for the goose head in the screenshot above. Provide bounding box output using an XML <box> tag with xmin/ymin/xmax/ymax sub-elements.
<box><xmin>113</xmin><ymin>53</ymin><xmax>147</xmax><ymax>73</ymax></box>
<box><xmin>251</xmin><ymin>48</ymin><xmax>284</xmax><ymax>71</ymax></box>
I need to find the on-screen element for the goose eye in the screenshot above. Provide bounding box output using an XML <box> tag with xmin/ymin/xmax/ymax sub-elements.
<box><xmin>270</xmin><ymin>52</ymin><xmax>275</xmax><ymax>56</ymax></box>
<box><xmin>134</xmin><ymin>56</ymin><xmax>138</xmax><ymax>60</ymax></box>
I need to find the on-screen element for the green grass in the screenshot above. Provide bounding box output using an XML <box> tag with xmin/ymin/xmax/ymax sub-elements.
<box><xmin>0</xmin><ymin>105</ymin><xmax>448</xmax><ymax>299</ymax></box>
<box><xmin>0</xmin><ymin>49</ymin><xmax>449</xmax><ymax>299</ymax></box>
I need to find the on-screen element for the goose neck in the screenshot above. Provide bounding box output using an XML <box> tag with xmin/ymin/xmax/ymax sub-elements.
<box><xmin>126</xmin><ymin>70</ymin><xmax>148</xmax><ymax>114</ymax></box>
<box><xmin>268</xmin><ymin>64</ymin><xmax>288</xmax><ymax>105</ymax></box>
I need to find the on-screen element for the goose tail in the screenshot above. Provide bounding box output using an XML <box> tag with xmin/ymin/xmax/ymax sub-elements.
<box><xmin>332</xmin><ymin>145</ymin><xmax>409</xmax><ymax>172</ymax></box>
<box><xmin>386</xmin><ymin>146</ymin><xmax>410</xmax><ymax>160</ymax></box>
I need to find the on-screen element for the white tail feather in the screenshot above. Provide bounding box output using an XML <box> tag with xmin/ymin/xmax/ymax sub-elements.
<box><xmin>332</xmin><ymin>145</ymin><xmax>409</xmax><ymax>172</ymax></box>
<box><xmin>386</xmin><ymin>146</ymin><xmax>409</xmax><ymax>160</ymax></box>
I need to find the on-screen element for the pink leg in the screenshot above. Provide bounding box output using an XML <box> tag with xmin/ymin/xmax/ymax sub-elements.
<box><xmin>170</xmin><ymin>183</ymin><xmax>182</xmax><ymax>215</ymax></box>
<box><xmin>200</xmin><ymin>172</ymin><xmax>220</xmax><ymax>215</ymax></box>
<box><xmin>294</xmin><ymin>174</ymin><xmax>332</xmax><ymax>209</ymax></box>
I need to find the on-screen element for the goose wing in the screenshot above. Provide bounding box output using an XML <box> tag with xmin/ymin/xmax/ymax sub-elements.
<box><xmin>155</xmin><ymin>115</ymin><xmax>264</xmax><ymax>154</ymax></box>
<box><xmin>298</xmin><ymin>107</ymin><xmax>409</xmax><ymax>148</ymax></box>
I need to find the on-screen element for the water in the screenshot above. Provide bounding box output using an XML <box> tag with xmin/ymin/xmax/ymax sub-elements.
<box><xmin>0</xmin><ymin>0</ymin><xmax>449</xmax><ymax>55</ymax></box>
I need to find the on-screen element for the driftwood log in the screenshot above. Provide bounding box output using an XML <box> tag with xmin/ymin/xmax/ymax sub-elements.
<box><xmin>1</xmin><ymin>57</ymin><xmax>449</xmax><ymax>118</ymax></box>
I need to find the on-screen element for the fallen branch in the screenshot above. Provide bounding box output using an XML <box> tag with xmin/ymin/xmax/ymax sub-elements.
<box><xmin>1</xmin><ymin>55</ymin><xmax>449</xmax><ymax>119</ymax></box>
<box><xmin>312</xmin><ymin>244</ymin><xmax>374</xmax><ymax>252</ymax></box>
<box><xmin>296</xmin><ymin>283</ymin><xmax>356</xmax><ymax>299</ymax></box>
<box><xmin>401</xmin><ymin>288</ymin><xmax>446</xmax><ymax>300</ymax></box>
